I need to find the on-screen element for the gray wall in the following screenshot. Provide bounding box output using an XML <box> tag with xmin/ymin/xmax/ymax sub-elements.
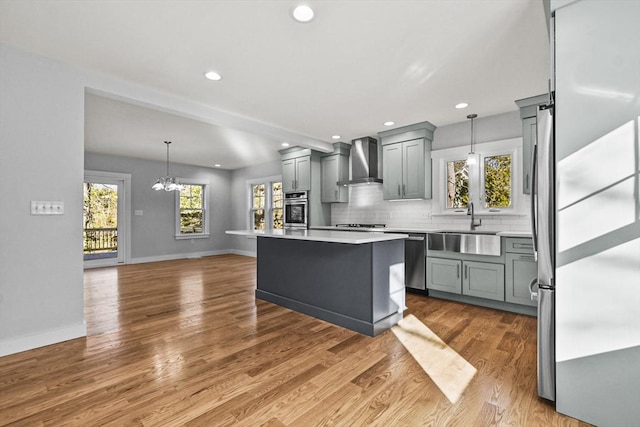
<box><xmin>0</xmin><ymin>43</ymin><xmax>280</xmax><ymax>356</ymax></box>
<box><xmin>0</xmin><ymin>45</ymin><xmax>86</xmax><ymax>355</ymax></box>
<box><xmin>85</xmin><ymin>153</ymin><xmax>233</xmax><ymax>261</ymax></box>
<box><xmin>433</xmin><ymin>111</ymin><xmax>521</xmax><ymax>150</ymax></box>
<box><xmin>228</xmin><ymin>159</ymin><xmax>282</xmax><ymax>255</ymax></box>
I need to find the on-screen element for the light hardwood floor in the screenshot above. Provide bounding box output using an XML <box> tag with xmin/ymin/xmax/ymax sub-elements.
<box><xmin>0</xmin><ymin>255</ymin><xmax>591</xmax><ymax>426</ymax></box>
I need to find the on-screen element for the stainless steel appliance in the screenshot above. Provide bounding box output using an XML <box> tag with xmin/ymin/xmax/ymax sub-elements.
<box><xmin>533</xmin><ymin>1</ymin><xmax>640</xmax><ymax>425</ymax></box>
<box><xmin>404</xmin><ymin>233</ymin><xmax>426</xmax><ymax>291</ymax></box>
<box><xmin>336</xmin><ymin>137</ymin><xmax>383</xmax><ymax>185</ymax></box>
<box><xmin>284</xmin><ymin>191</ymin><xmax>308</xmax><ymax>229</ymax></box>
<box><xmin>532</xmin><ymin>103</ymin><xmax>555</xmax><ymax>402</ymax></box>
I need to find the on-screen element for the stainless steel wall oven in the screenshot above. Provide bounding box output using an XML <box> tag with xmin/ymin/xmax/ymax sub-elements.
<box><xmin>284</xmin><ymin>191</ymin><xmax>308</xmax><ymax>229</ymax></box>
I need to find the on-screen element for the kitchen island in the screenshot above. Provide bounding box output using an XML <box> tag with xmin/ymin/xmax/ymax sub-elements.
<box><xmin>226</xmin><ymin>229</ymin><xmax>408</xmax><ymax>336</ymax></box>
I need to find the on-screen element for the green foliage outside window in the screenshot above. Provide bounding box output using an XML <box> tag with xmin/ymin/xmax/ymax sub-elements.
<box><xmin>83</xmin><ymin>183</ymin><xmax>118</xmax><ymax>228</ymax></box>
<box><xmin>272</xmin><ymin>182</ymin><xmax>283</xmax><ymax>229</ymax></box>
<box><xmin>484</xmin><ymin>155</ymin><xmax>512</xmax><ymax>208</ymax></box>
<box><xmin>83</xmin><ymin>183</ymin><xmax>118</xmax><ymax>253</ymax></box>
<box><xmin>252</xmin><ymin>184</ymin><xmax>266</xmax><ymax>230</ymax></box>
<box><xmin>251</xmin><ymin>182</ymin><xmax>282</xmax><ymax>230</ymax></box>
<box><xmin>180</xmin><ymin>185</ymin><xmax>204</xmax><ymax>234</ymax></box>
<box><xmin>446</xmin><ymin>160</ymin><xmax>469</xmax><ymax>209</ymax></box>
<box><xmin>446</xmin><ymin>154</ymin><xmax>512</xmax><ymax>211</ymax></box>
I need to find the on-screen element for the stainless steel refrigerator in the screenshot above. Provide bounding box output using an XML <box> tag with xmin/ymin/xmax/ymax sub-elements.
<box><xmin>533</xmin><ymin>1</ymin><xmax>640</xmax><ymax>425</ymax></box>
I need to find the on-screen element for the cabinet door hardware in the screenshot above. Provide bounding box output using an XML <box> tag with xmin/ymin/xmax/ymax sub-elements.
<box><xmin>457</xmin><ymin>264</ymin><xmax>460</xmax><ymax>278</ymax></box>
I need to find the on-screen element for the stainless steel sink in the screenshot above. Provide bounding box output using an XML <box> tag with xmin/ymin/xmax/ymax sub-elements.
<box><xmin>428</xmin><ymin>231</ymin><xmax>501</xmax><ymax>256</ymax></box>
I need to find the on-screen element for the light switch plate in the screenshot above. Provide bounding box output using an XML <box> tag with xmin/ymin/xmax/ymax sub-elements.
<box><xmin>31</xmin><ymin>201</ymin><xmax>64</xmax><ymax>215</ymax></box>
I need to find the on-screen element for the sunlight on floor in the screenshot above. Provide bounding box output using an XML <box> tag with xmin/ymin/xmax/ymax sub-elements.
<box><xmin>392</xmin><ymin>314</ymin><xmax>477</xmax><ymax>404</ymax></box>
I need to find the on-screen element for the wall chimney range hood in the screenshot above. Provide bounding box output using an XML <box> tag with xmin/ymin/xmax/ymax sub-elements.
<box><xmin>338</xmin><ymin>136</ymin><xmax>383</xmax><ymax>185</ymax></box>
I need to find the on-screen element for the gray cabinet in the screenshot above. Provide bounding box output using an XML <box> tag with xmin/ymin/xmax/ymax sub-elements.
<box><xmin>320</xmin><ymin>143</ymin><xmax>350</xmax><ymax>203</ymax></box>
<box><xmin>515</xmin><ymin>94</ymin><xmax>547</xmax><ymax>195</ymax></box>
<box><xmin>382</xmin><ymin>143</ymin><xmax>404</xmax><ymax>199</ymax></box>
<box><xmin>462</xmin><ymin>261</ymin><xmax>505</xmax><ymax>302</ymax></box>
<box><xmin>280</xmin><ymin>147</ymin><xmax>331</xmax><ymax>226</ymax></box>
<box><xmin>427</xmin><ymin>257</ymin><xmax>504</xmax><ymax>301</ymax></box>
<box><xmin>379</xmin><ymin>121</ymin><xmax>436</xmax><ymax>200</ymax></box>
<box><xmin>505</xmin><ymin>237</ymin><xmax>537</xmax><ymax>307</ymax></box>
<box><xmin>282</xmin><ymin>154</ymin><xmax>311</xmax><ymax>192</ymax></box>
<box><xmin>426</xmin><ymin>257</ymin><xmax>461</xmax><ymax>294</ymax></box>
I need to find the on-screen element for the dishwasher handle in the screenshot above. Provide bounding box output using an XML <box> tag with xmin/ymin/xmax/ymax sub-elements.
<box><xmin>406</xmin><ymin>236</ymin><xmax>425</xmax><ymax>241</ymax></box>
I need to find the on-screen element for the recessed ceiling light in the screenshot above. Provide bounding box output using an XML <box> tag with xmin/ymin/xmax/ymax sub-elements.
<box><xmin>214</xmin><ymin>164</ymin><xmax>221</xmax><ymax>168</ymax></box>
<box><xmin>332</xmin><ymin>135</ymin><xmax>341</xmax><ymax>140</ymax></box>
<box><xmin>455</xmin><ymin>102</ymin><xmax>469</xmax><ymax>109</ymax></box>
<box><xmin>291</xmin><ymin>5</ymin><xmax>314</xmax><ymax>23</ymax></box>
<box><xmin>383</xmin><ymin>121</ymin><xmax>395</xmax><ymax>126</ymax></box>
<box><xmin>204</xmin><ymin>71</ymin><xmax>222</xmax><ymax>81</ymax></box>
<box><xmin>281</xmin><ymin>142</ymin><xmax>290</xmax><ymax>147</ymax></box>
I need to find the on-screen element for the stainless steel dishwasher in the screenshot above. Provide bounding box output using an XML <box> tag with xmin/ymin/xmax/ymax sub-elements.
<box><xmin>405</xmin><ymin>233</ymin><xmax>426</xmax><ymax>291</ymax></box>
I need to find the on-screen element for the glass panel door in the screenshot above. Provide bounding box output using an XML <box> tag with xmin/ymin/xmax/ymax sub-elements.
<box><xmin>83</xmin><ymin>177</ymin><xmax>124</xmax><ymax>267</ymax></box>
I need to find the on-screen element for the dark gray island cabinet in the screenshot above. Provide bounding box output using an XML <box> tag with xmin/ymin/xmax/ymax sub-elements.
<box><xmin>226</xmin><ymin>229</ymin><xmax>408</xmax><ymax>336</ymax></box>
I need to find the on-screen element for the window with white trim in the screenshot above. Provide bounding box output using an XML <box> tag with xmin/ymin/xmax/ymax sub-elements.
<box><xmin>434</xmin><ymin>138</ymin><xmax>522</xmax><ymax>215</ymax></box>
<box><xmin>249</xmin><ymin>177</ymin><xmax>283</xmax><ymax>230</ymax></box>
<box><xmin>175</xmin><ymin>180</ymin><xmax>209</xmax><ymax>238</ymax></box>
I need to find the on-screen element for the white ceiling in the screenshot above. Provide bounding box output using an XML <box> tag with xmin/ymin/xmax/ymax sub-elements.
<box><xmin>0</xmin><ymin>0</ymin><xmax>550</xmax><ymax>170</ymax></box>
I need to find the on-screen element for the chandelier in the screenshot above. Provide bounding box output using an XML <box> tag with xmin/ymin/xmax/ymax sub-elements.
<box><xmin>152</xmin><ymin>141</ymin><xmax>184</xmax><ymax>191</ymax></box>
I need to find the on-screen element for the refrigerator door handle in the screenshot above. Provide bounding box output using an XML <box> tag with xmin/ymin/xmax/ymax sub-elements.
<box><xmin>536</xmin><ymin>105</ymin><xmax>555</xmax><ymax>287</ymax></box>
<box><xmin>530</xmin><ymin>143</ymin><xmax>538</xmax><ymax>261</ymax></box>
<box><xmin>529</xmin><ymin>278</ymin><xmax>538</xmax><ymax>301</ymax></box>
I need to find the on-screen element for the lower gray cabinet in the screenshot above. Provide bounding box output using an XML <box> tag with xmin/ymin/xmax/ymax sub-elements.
<box><xmin>426</xmin><ymin>257</ymin><xmax>461</xmax><ymax>294</ymax></box>
<box><xmin>427</xmin><ymin>258</ymin><xmax>504</xmax><ymax>301</ymax></box>
<box><xmin>462</xmin><ymin>261</ymin><xmax>505</xmax><ymax>302</ymax></box>
<box><xmin>505</xmin><ymin>253</ymin><xmax>537</xmax><ymax>307</ymax></box>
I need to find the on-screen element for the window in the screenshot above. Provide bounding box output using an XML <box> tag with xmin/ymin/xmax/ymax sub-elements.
<box><xmin>483</xmin><ymin>154</ymin><xmax>512</xmax><ymax>209</ymax></box>
<box><xmin>251</xmin><ymin>184</ymin><xmax>266</xmax><ymax>230</ymax></box>
<box><xmin>249</xmin><ymin>177</ymin><xmax>283</xmax><ymax>230</ymax></box>
<box><xmin>446</xmin><ymin>159</ymin><xmax>469</xmax><ymax>209</ymax></box>
<box><xmin>175</xmin><ymin>180</ymin><xmax>209</xmax><ymax>238</ymax></box>
<box><xmin>272</xmin><ymin>182</ymin><xmax>283</xmax><ymax>229</ymax></box>
<box><xmin>433</xmin><ymin>138</ymin><xmax>521</xmax><ymax>215</ymax></box>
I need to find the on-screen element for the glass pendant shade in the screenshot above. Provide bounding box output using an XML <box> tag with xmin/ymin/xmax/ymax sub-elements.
<box><xmin>466</xmin><ymin>152</ymin><xmax>479</xmax><ymax>166</ymax></box>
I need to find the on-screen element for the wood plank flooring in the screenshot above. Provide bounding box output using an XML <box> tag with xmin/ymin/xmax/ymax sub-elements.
<box><xmin>0</xmin><ymin>255</ymin><xmax>591</xmax><ymax>426</ymax></box>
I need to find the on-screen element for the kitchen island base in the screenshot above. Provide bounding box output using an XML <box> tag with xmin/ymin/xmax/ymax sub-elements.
<box><xmin>256</xmin><ymin>236</ymin><xmax>405</xmax><ymax>336</ymax></box>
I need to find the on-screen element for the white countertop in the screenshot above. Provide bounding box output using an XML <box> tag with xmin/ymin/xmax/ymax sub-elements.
<box><xmin>226</xmin><ymin>229</ymin><xmax>409</xmax><ymax>244</ymax></box>
<box><xmin>311</xmin><ymin>226</ymin><xmax>532</xmax><ymax>238</ymax></box>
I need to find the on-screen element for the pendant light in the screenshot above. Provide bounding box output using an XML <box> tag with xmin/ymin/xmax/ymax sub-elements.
<box><xmin>152</xmin><ymin>141</ymin><xmax>184</xmax><ymax>191</ymax></box>
<box><xmin>466</xmin><ymin>114</ymin><xmax>479</xmax><ymax>166</ymax></box>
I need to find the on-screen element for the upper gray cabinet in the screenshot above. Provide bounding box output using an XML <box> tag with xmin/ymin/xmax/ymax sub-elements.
<box><xmin>378</xmin><ymin>121</ymin><xmax>436</xmax><ymax>200</ymax></box>
<box><xmin>320</xmin><ymin>142</ymin><xmax>350</xmax><ymax>203</ymax></box>
<box><xmin>281</xmin><ymin>149</ymin><xmax>312</xmax><ymax>193</ymax></box>
<box><xmin>515</xmin><ymin>94</ymin><xmax>548</xmax><ymax>194</ymax></box>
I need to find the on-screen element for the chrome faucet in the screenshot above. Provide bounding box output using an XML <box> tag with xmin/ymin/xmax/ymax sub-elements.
<box><xmin>467</xmin><ymin>201</ymin><xmax>482</xmax><ymax>230</ymax></box>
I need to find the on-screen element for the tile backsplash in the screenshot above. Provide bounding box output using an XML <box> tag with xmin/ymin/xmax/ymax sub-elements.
<box><xmin>331</xmin><ymin>184</ymin><xmax>532</xmax><ymax>232</ymax></box>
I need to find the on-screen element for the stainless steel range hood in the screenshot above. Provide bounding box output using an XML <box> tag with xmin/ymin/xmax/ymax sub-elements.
<box><xmin>337</xmin><ymin>136</ymin><xmax>382</xmax><ymax>185</ymax></box>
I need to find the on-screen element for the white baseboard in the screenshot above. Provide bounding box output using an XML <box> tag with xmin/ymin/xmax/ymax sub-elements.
<box><xmin>130</xmin><ymin>250</ymin><xmax>231</xmax><ymax>264</ymax></box>
<box><xmin>227</xmin><ymin>249</ymin><xmax>257</xmax><ymax>257</ymax></box>
<box><xmin>0</xmin><ymin>321</ymin><xmax>87</xmax><ymax>357</ymax></box>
